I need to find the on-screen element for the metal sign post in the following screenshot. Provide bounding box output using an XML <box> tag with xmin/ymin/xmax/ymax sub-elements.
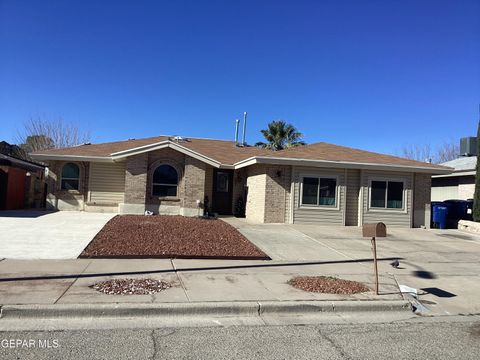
<box><xmin>362</xmin><ymin>222</ymin><xmax>386</xmax><ymax>296</ymax></box>
<box><xmin>371</xmin><ymin>236</ymin><xmax>379</xmax><ymax>295</ymax></box>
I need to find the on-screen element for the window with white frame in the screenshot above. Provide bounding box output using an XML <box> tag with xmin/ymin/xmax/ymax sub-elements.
<box><xmin>370</xmin><ymin>180</ymin><xmax>404</xmax><ymax>209</ymax></box>
<box><xmin>152</xmin><ymin>164</ymin><xmax>178</xmax><ymax>197</ymax></box>
<box><xmin>61</xmin><ymin>163</ymin><xmax>80</xmax><ymax>190</ymax></box>
<box><xmin>301</xmin><ymin>176</ymin><xmax>337</xmax><ymax>206</ymax></box>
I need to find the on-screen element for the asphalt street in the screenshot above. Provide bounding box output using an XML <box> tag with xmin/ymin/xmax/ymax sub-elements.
<box><xmin>1</xmin><ymin>318</ymin><xmax>479</xmax><ymax>360</ymax></box>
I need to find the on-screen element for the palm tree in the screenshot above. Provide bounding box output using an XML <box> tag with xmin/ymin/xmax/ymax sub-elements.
<box><xmin>255</xmin><ymin>120</ymin><xmax>306</xmax><ymax>150</ymax></box>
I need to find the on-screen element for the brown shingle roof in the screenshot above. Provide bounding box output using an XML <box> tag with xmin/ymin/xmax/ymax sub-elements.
<box><xmin>31</xmin><ymin>136</ymin><xmax>270</xmax><ymax>165</ymax></box>
<box><xmin>262</xmin><ymin>142</ymin><xmax>448</xmax><ymax>170</ymax></box>
<box><xmin>31</xmin><ymin>136</ymin><xmax>450</xmax><ymax>171</ymax></box>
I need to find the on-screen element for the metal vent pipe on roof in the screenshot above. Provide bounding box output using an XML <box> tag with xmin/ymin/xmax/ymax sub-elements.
<box><xmin>234</xmin><ymin>119</ymin><xmax>240</xmax><ymax>146</ymax></box>
<box><xmin>241</xmin><ymin>111</ymin><xmax>247</xmax><ymax>146</ymax></box>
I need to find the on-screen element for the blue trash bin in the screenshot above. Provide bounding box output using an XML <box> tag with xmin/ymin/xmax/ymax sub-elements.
<box><xmin>444</xmin><ymin>200</ymin><xmax>468</xmax><ymax>220</ymax></box>
<box><xmin>466</xmin><ymin>200</ymin><xmax>473</xmax><ymax>221</ymax></box>
<box><xmin>432</xmin><ymin>204</ymin><xmax>448</xmax><ymax>229</ymax></box>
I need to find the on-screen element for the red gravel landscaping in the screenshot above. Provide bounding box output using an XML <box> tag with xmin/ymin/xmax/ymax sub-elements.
<box><xmin>288</xmin><ymin>276</ymin><xmax>370</xmax><ymax>295</ymax></box>
<box><xmin>80</xmin><ymin>215</ymin><xmax>269</xmax><ymax>259</ymax></box>
<box><xmin>90</xmin><ymin>278</ymin><xmax>171</xmax><ymax>295</ymax></box>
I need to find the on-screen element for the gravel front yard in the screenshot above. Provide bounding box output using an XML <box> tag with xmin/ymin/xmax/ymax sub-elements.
<box><xmin>80</xmin><ymin>215</ymin><xmax>269</xmax><ymax>259</ymax></box>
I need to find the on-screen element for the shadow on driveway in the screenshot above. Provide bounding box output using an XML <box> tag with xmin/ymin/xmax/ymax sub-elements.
<box><xmin>0</xmin><ymin>210</ymin><xmax>57</xmax><ymax>218</ymax></box>
<box><xmin>0</xmin><ymin>257</ymin><xmax>403</xmax><ymax>283</ymax></box>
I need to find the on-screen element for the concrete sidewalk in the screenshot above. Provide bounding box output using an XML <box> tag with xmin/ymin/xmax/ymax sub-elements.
<box><xmin>0</xmin><ymin>258</ymin><xmax>402</xmax><ymax>306</ymax></box>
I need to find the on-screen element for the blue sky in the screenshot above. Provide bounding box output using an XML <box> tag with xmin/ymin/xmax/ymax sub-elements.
<box><xmin>0</xmin><ymin>0</ymin><xmax>479</xmax><ymax>155</ymax></box>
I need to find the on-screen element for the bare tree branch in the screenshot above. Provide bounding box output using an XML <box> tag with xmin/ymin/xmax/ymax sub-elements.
<box><xmin>397</xmin><ymin>141</ymin><xmax>459</xmax><ymax>164</ymax></box>
<box><xmin>16</xmin><ymin>116</ymin><xmax>91</xmax><ymax>153</ymax></box>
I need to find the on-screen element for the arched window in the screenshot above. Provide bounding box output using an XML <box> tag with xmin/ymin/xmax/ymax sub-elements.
<box><xmin>61</xmin><ymin>163</ymin><xmax>80</xmax><ymax>190</ymax></box>
<box><xmin>152</xmin><ymin>164</ymin><xmax>178</xmax><ymax>197</ymax></box>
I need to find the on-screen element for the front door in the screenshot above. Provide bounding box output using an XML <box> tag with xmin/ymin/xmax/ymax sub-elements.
<box><xmin>212</xmin><ymin>169</ymin><xmax>233</xmax><ymax>215</ymax></box>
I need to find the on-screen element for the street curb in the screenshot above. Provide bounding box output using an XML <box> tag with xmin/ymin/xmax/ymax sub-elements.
<box><xmin>259</xmin><ymin>300</ymin><xmax>411</xmax><ymax>315</ymax></box>
<box><xmin>0</xmin><ymin>300</ymin><xmax>411</xmax><ymax>319</ymax></box>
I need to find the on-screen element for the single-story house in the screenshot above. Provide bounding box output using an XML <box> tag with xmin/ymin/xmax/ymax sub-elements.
<box><xmin>30</xmin><ymin>136</ymin><xmax>451</xmax><ymax>227</ymax></box>
<box><xmin>431</xmin><ymin>156</ymin><xmax>475</xmax><ymax>201</ymax></box>
<box><xmin>0</xmin><ymin>153</ymin><xmax>46</xmax><ymax>210</ymax></box>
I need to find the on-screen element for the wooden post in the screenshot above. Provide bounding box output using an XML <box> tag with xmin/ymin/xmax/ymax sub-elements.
<box><xmin>371</xmin><ymin>236</ymin><xmax>379</xmax><ymax>295</ymax></box>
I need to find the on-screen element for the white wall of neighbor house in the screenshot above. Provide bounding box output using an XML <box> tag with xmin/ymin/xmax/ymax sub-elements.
<box><xmin>431</xmin><ymin>175</ymin><xmax>474</xmax><ymax>201</ymax></box>
<box><xmin>431</xmin><ymin>186</ymin><xmax>459</xmax><ymax>201</ymax></box>
<box><xmin>459</xmin><ymin>179</ymin><xmax>474</xmax><ymax>199</ymax></box>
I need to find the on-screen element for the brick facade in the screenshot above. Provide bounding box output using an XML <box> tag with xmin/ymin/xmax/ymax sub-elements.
<box><xmin>124</xmin><ymin>153</ymin><xmax>148</xmax><ymax>205</ymax></box>
<box><xmin>245</xmin><ymin>164</ymin><xmax>291</xmax><ymax>223</ymax></box>
<box><xmin>413</xmin><ymin>173</ymin><xmax>432</xmax><ymax>228</ymax></box>
<box><xmin>145</xmin><ymin>148</ymin><xmax>185</xmax><ymax>213</ymax></box>
<box><xmin>45</xmin><ymin>160</ymin><xmax>89</xmax><ymax>211</ymax></box>
<box><xmin>264</xmin><ymin>165</ymin><xmax>291</xmax><ymax>223</ymax></box>
<box><xmin>182</xmin><ymin>156</ymin><xmax>206</xmax><ymax>213</ymax></box>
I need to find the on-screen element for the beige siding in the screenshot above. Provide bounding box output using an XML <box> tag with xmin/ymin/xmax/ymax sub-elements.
<box><xmin>89</xmin><ymin>162</ymin><xmax>126</xmax><ymax>204</ymax></box>
<box><xmin>284</xmin><ymin>166</ymin><xmax>292</xmax><ymax>223</ymax></box>
<box><xmin>361</xmin><ymin>171</ymin><xmax>412</xmax><ymax>227</ymax></box>
<box><xmin>345</xmin><ymin>169</ymin><xmax>360</xmax><ymax>226</ymax></box>
<box><xmin>292</xmin><ymin>167</ymin><xmax>345</xmax><ymax>225</ymax></box>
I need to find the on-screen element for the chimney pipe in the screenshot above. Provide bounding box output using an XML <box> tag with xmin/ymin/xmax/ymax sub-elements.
<box><xmin>234</xmin><ymin>119</ymin><xmax>240</xmax><ymax>146</ymax></box>
<box><xmin>241</xmin><ymin>111</ymin><xmax>247</xmax><ymax>146</ymax></box>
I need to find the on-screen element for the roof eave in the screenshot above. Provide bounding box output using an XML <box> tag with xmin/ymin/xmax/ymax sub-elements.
<box><xmin>234</xmin><ymin>156</ymin><xmax>453</xmax><ymax>174</ymax></box>
<box><xmin>29</xmin><ymin>153</ymin><xmax>115</xmax><ymax>163</ymax></box>
<box><xmin>0</xmin><ymin>154</ymin><xmax>45</xmax><ymax>171</ymax></box>
<box><xmin>432</xmin><ymin>170</ymin><xmax>475</xmax><ymax>178</ymax></box>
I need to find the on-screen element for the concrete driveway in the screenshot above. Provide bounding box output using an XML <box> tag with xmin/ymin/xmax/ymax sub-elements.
<box><xmin>225</xmin><ymin>218</ymin><xmax>480</xmax><ymax>316</ymax></box>
<box><xmin>0</xmin><ymin>211</ymin><xmax>115</xmax><ymax>259</ymax></box>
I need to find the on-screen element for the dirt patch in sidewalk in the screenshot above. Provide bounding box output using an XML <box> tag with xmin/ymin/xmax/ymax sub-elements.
<box><xmin>288</xmin><ymin>276</ymin><xmax>370</xmax><ymax>294</ymax></box>
<box><xmin>80</xmin><ymin>215</ymin><xmax>269</xmax><ymax>260</ymax></box>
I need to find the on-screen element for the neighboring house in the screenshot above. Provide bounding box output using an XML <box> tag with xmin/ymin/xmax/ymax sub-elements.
<box><xmin>431</xmin><ymin>157</ymin><xmax>475</xmax><ymax>201</ymax></box>
<box><xmin>0</xmin><ymin>154</ymin><xmax>45</xmax><ymax>210</ymax></box>
<box><xmin>431</xmin><ymin>136</ymin><xmax>476</xmax><ymax>202</ymax></box>
<box><xmin>30</xmin><ymin>136</ymin><xmax>451</xmax><ymax>227</ymax></box>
